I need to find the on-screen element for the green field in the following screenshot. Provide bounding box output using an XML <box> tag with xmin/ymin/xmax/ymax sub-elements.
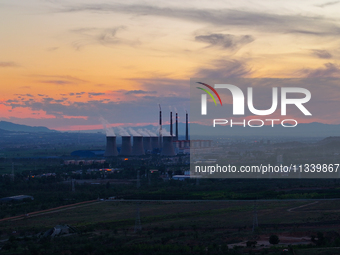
<box><xmin>2</xmin><ymin>199</ymin><xmax>340</xmax><ymax>254</ymax></box>
<box><xmin>2</xmin><ymin>199</ymin><xmax>340</xmax><ymax>240</ymax></box>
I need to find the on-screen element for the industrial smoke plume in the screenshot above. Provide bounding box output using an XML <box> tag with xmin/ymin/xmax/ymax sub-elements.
<box><xmin>138</xmin><ymin>129</ymin><xmax>150</xmax><ymax>136</ymax></box>
<box><xmin>146</xmin><ymin>129</ymin><xmax>157</xmax><ymax>137</ymax></box>
<box><xmin>99</xmin><ymin>117</ymin><xmax>115</xmax><ymax>136</ymax></box>
<box><xmin>128</xmin><ymin>128</ymin><xmax>141</xmax><ymax>137</ymax></box>
<box><xmin>117</xmin><ymin>126</ymin><xmax>129</xmax><ymax>136</ymax></box>
<box><xmin>156</xmin><ymin>126</ymin><xmax>172</xmax><ymax>136</ymax></box>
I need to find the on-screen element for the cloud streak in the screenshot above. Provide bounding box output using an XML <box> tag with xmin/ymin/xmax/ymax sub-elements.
<box><xmin>0</xmin><ymin>62</ymin><xmax>19</xmax><ymax>67</ymax></box>
<box><xmin>195</xmin><ymin>59</ymin><xmax>252</xmax><ymax>79</ymax></box>
<box><xmin>311</xmin><ymin>49</ymin><xmax>332</xmax><ymax>59</ymax></box>
<box><xmin>125</xmin><ymin>90</ymin><xmax>157</xmax><ymax>95</ymax></box>
<box><xmin>37</xmin><ymin>75</ymin><xmax>87</xmax><ymax>85</ymax></box>
<box><xmin>316</xmin><ymin>1</ymin><xmax>340</xmax><ymax>7</ymax></box>
<box><xmin>70</xmin><ymin>26</ymin><xmax>139</xmax><ymax>50</ymax></box>
<box><xmin>195</xmin><ymin>33</ymin><xmax>254</xmax><ymax>50</ymax></box>
<box><xmin>299</xmin><ymin>63</ymin><xmax>340</xmax><ymax>77</ymax></box>
<box><xmin>61</xmin><ymin>4</ymin><xmax>340</xmax><ymax>36</ymax></box>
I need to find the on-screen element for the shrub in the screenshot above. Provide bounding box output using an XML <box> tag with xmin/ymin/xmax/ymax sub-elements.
<box><xmin>269</xmin><ymin>235</ymin><xmax>280</xmax><ymax>245</ymax></box>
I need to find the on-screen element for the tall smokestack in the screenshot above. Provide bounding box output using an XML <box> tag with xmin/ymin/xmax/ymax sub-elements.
<box><xmin>186</xmin><ymin>111</ymin><xmax>188</xmax><ymax>140</ymax></box>
<box><xmin>159</xmin><ymin>104</ymin><xmax>162</xmax><ymax>148</ymax></box>
<box><xmin>132</xmin><ymin>136</ymin><xmax>145</xmax><ymax>156</ymax></box>
<box><xmin>104</xmin><ymin>136</ymin><xmax>118</xmax><ymax>157</ymax></box>
<box><xmin>170</xmin><ymin>112</ymin><xmax>173</xmax><ymax>136</ymax></box>
<box><xmin>143</xmin><ymin>137</ymin><xmax>152</xmax><ymax>152</ymax></box>
<box><xmin>161</xmin><ymin>136</ymin><xmax>176</xmax><ymax>156</ymax></box>
<box><xmin>159</xmin><ymin>106</ymin><xmax>162</xmax><ymax>127</ymax></box>
<box><xmin>175</xmin><ymin>113</ymin><xmax>178</xmax><ymax>141</ymax></box>
<box><xmin>120</xmin><ymin>136</ymin><xmax>132</xmax><ymax>156</ymax></box>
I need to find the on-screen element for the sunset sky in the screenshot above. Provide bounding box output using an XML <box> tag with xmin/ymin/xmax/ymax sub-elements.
<box><xmin>1</xmin><ymin>0</ymin><xmax>340</xmax><ymax>130</ymax></box>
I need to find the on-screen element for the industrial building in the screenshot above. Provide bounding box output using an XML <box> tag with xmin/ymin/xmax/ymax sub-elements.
<box><xmin>103</xmin><ymin>107</ymin><xmax>212</xmax><ymax>157</ymax></box>
<box><xmin>0</xmin><ymin>195</ymin><xmax>34</xmax><ymax>203</ymax></box>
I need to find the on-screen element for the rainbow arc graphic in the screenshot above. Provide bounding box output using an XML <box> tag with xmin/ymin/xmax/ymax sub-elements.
<box><xmin>196</xmin><ymin>82</ymin><xmax>223</xmax><ymax>106</ymax></box>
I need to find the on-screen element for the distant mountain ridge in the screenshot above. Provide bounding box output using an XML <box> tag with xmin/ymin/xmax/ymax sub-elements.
<box><xmin>0</xmin><ymin>121</ymin><xmax>56</xmax><ymax>133</ymax></box>
<box><xmin>0</xmin><ymin>120</ymin><xmax>339</xmax><ymax>137</ymax></box>
<box><xmin>71</xmin><ymin>122</ymin><xmax>340</xmax><ymax>138</ymax></box>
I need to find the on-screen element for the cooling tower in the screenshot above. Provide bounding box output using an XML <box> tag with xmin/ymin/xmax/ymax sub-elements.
<box><xmin>143</xmin><ymin>137</ymin><xmax>152</xmax><ymax>151</ymax></box>
<box><xmin>161</xmin><ymin>136</ymin><xmax>176</xmax><ymax>156</ymax></box>
<box><xmin>104</xmin><ymin>136</ymin><xmax>118</xmax><ymax>157</ymax></box>
<box><xmin>120</xmin><ymin>136</ymin><xmax>132</xmax><ymax>156</ymax></box>
<box><xmin>132</xmin><ymin>136</ymin><xmax>145</xmax><ymax>156</ymax></box>
<box><xmin>151</xmin><ymin>137</ymin><xmax>159</xmax><ymax>149</ymax></box>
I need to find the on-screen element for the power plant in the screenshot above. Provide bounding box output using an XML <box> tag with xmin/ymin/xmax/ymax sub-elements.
<box><xmin>102</xmin><ymin>105</ymin><xmax>210</xmax><ymax>157</ymax></box>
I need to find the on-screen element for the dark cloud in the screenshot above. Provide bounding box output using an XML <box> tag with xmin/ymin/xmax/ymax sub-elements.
<box><xmin>76</xmin><ymin>92</ymin><xmax>85</xmax><ymax>95</ymax></box>
<box><xmin>43</xmin><ymin>98</ymin><xmax>54</xmax><ymax>102</ymax></box>
<box><xmin>6</xmin><ymin>99</ymin><xmax>19</xmax><ymax>103</ymax></box>
<box><xmin>195</xmin><ymin>59</ymin><xmax>252</xmax><ymax>79</ymax></box>
<box><xmin>25</xmin><ymin>94</ymin><xmax>34</xmax><ymax>97</ymax></box>
<box><xmin>0</xmin><ymin>62</ymin><xmax>19</xmax><ymax>67</ymax></box>
<box><xmin>88</xmin><ymin>92</ymin><xmax>105</xmax><ymax>96</ymax></box>
<box><xmin>142</xmin><ymin>95</ymin><xmax>158</xmax><ymax>99</ymax></box>
<box><xmin>311</xmin><ymin>49</ymin><xmax>332</xmax><ymax>59</ymax></box>
<box><xmin>195</xmin><ymin>34</ymin><xmax>254</xmax><ymax>50</ymax></box>
<box><xmin>125</xmin><ymin>90</ymin><xmax>157</xmax><ymax>95</ymax></box>
<box><xmin>38</xmin><ymin>94</ymin><xmax>45</xmax><ymax>96</ymax></box>
<box><xmin>61</xmin><ymin>4</ymin><xmax>340</xmax><ymax>36</ymax></box>
<box><xmin>299</xmin><ymin>63</ymin><xmax>340</xmax><ymax>77</ymax></box>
